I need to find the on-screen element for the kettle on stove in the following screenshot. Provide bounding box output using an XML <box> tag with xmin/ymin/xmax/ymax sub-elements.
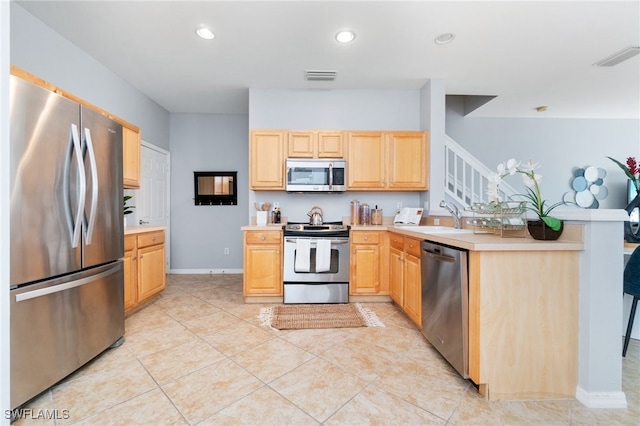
<box><xmin>307</xmin><ymin>206</ymin><xmax>324</xmax><ymax>225</ymax></box>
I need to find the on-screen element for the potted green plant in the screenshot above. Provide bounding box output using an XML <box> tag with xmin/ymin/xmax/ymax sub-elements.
<box><xmin>488</xmin><ymin>159</ymin><xmax>565</xmax><ymax>240</ymax></box>
<box><xmin>123</xmin><ymin>195</ymin><xmax>135</xmax><ymax>227</ymax></box>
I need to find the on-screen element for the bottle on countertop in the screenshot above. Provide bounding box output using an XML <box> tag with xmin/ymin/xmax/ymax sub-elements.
<box><xmin>350</xmin><ymin>199</ymin><xmax>360</xmax><ymax>225</ymax></box>
<box><xmin>359</xmin><ymin>203</ymin><xmax>370</xmax><ymax>226</ymax></box>
<box><xmin>371</xmin><ymin>205</ymin><xmax>383</xmax><ymax>225</ymax></box>
<box><xmin>275</xmin><ymin>208</ymin><xmax>281</xmax><ymax>224</ymax></box>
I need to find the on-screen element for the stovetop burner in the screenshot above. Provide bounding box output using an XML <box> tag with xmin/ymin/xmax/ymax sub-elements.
<box><xmin>283</xmin><ymin>221</ymin><xmax>350</xmax><ymax>237</ymax></box>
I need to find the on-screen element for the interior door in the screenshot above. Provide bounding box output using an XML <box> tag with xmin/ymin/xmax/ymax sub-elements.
<box><xmin>137</xmin><ymin>142</ymin><xmax>170</xmax><ymax>269</ymax></box>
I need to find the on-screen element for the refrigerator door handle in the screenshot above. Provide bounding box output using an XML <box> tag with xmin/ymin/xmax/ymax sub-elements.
<box><xmin>14</xmin><ymin>266</ymin><xmax>119</xmax><ymax>302</ymax></box>
<box><xmin>83</xmin><ymin>127</ymin><xmax>99</xmax><ymax>244</ymax></box>
<box><xmin>63</xmin><ymin>124</ymin><xmax>85</xmax><ymax>248</ymax></box>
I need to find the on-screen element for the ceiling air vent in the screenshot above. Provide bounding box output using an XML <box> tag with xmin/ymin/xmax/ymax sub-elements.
<box><xmin>305</xmin><ymin>70</ymin><xmax>337</xmax><ymax>81</ymax></box>
<box><xmin>594</xmin><ymin>46</ymin><xmax>640</xmax><ymax>67</ymax></box>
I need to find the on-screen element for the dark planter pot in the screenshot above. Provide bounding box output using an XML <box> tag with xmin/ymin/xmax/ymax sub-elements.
<box><xmin>527</xmin><ymin>220</ymin><xmax>564</xmax><ymax>241</ymax></box>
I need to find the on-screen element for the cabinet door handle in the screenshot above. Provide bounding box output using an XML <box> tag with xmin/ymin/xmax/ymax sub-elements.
<box><xmin>132</xmin><ymin>256</ymin><xmax>137</xmax><ymax>260</ymax></box>
<box><xmin>364</xmin><ymin>236</ymin><xmax>369</xmax><ymax>241</ymax></box>
<box><xmin>261</xmin><ymin>236</ymin><xmax>266</xmax><ymax>241</ymax></box>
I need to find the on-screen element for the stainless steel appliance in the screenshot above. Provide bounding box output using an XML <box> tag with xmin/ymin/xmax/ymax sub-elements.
<box><xmin>420</xmin><ymin>240</ymin><xmax>469</xmax><ymax>378</ymax></box>
<box><xmin>307</xmin><ymin>206</ymin><xmax>324</xmax><ymax>225</ymax></box>
<box><xmin>10</xmin><ymin>76</ymin><xmax>125</xmax><ymax>409</ymax></box>
<box><xmin>283</xmin><ymin>222</ymin><xmax>350</xmax><ymax>303</ymax></box>
<box><xmin>285</xmin><ymin>159</ymin><xmax>346</xmax><ymax>192</ymax></box>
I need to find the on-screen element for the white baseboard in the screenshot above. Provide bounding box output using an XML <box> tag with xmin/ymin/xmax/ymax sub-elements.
<box><xmin>169</xmin><ymin>269</ymin><xmax>243</xmax><ymax>275</ymax></box>
<box><xmin>575</xmin><ymin>386</ymin><xmax>628</xmax><ymax>408</ymax></box>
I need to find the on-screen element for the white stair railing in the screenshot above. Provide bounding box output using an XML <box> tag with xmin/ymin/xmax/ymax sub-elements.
<box><xmin>444</xmin><ymin>135</ymin><xmax>517</xmax><ymax>208</ymax></box>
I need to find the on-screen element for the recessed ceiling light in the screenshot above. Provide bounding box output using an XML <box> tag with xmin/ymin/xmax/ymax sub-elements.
<box><xmin>535</xmin><ymin>106</ymin><xmax>548</xmax><ymax>112</ymax></box>
<box><xmin>434</xmin><ymin>33</ymin><xmax>455</xmax><ymax>45</ymax></box>
<box><xmin>196</xmin><ymin>27</ymin><xmax>215</xmax><ymax>40</ymax></box>
<box><xmin>335</xmin><ymin>30</ymin><xmax>356</xmax><ymax>43</ymax></box>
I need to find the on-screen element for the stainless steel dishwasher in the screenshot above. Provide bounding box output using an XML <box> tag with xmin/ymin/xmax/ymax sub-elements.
<box><xmin>421</xmin><ymin>240</ymin><xmax>469</xmax><ymax>378</ymax></box>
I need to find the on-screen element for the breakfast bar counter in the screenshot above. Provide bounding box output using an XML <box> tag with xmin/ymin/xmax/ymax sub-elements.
<box><xmin>357</xmin><ymin>223</ymin><xmax>585</xmax><ymax>252</ymax></box>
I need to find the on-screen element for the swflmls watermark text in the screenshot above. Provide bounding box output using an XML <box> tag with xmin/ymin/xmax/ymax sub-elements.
<box><xmin>5</xmin><ymin>408</ymin><xmax>70</xmax><ymax>421</ymax></box>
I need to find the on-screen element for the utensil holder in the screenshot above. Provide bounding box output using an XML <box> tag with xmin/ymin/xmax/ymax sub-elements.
<box><xmin>256</xmin><ymin>211</ymin><xmax>267</xmax><ymax>226</ymax></box>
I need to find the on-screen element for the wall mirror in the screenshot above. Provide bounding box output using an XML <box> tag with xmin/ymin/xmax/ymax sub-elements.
<box><xmin>193</xmin><ymin>171</ymin><xmax>237</xmax><ymax>205</ymax></box>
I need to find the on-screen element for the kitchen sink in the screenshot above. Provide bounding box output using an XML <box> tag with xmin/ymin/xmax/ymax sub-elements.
<box><xmin>396</xmin><ymin>225</ymin><xmax>474</xmax><ymax>234</ymax></box>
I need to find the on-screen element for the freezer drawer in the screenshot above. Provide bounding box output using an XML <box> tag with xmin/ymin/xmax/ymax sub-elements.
<box><xmin>10</xmin><ymin>262</ymin><xmax>124</xmax><ymax>409</ymax></box>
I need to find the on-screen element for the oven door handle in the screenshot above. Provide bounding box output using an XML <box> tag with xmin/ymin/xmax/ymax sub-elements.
<box><xmin>285</xmin><ymin>238</ymin><xmax>349</xmax><ymax>245</ymax></box>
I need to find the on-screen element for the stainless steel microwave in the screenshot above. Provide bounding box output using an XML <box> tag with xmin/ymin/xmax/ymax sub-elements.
<box><xmin>285</xmin><ymin>159</ymin><xmax>347</xmax><ymax>192</ymax></box>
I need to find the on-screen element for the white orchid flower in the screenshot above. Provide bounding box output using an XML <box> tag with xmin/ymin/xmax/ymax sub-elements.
<box><xmin>505</xmin><ymin>158</ymin><xmax>519</xmax><ymax>175</ymax></box>
<box><xmin>496</xmin><ymin>162</ymin><xmax>506</xmax><ymax>175</ymax></box>
<box><xmin>488</xmin><ymin>173</ymin><xmax>502</xmax><ymax>184</ymax></box>
<box><xmin>520</xmin><ymin>160</ymin><xmax>539</xmax><ymax>173</ymax></box>
<box><xmin>487</xmin><ymin>186</ymin><xmax>501</xmax><ymax>202</ymax></box>
<box><xmin>522</xmin><ymin>172</ymin><xmax>542</xmax><ymax>188</ymax></box>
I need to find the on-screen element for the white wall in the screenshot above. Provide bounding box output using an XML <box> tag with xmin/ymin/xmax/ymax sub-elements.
<box><xmin>446</xmin><ymin>96</ymin><xmax>640</xmax><ymax>210</ymax></box>
<box><xmin>10</xmin><ymin>4</ymin><xmax>170</xmax><ymax>150</ymax></box>
<box><xmin>420</xmin><ymin>80</ymin><xmax>446</xmax><ymax>213</ymax></box>
<box><xmin>249</xmin><ymin>89</ymin><xmax>420</xmax><ymax>130</ymax></box>
<box><xmin>1</xmin><ymin>1</ymin><xmax>10</xmax><ymax>420</ymax></box>
<box><xmin>169</xmin><ymin>113</ymin><xmax>248</xmax><ymax>272</ymax></box>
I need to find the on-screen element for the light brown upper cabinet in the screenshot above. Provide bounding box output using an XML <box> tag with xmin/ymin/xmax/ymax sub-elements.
<box><xmin>346</xmin><ymin>130</ymin><xmax>429</xmax><ymax>191</ymax></box>
<box><xmin>346</xmin><ymin>131</ymin><xmax>386</xmax><ymax>189</ymax></box>
<box><xmin>287</xmin><ymin>131</ymin><xmax>344</xmax><ymax>158</ymax></box>
<box><xmin>387</xmin><ymin>131</ymin><xmax>429</xmax><ymax>190</ymax></box>
<box><xmin>249</xmin><ymin>130</ymin><xmax>286</xmax><ymax>190</ymax></box>
<box><xmin>122</xmin><ymin>126</ymin><xmax>141</xmax><ymax>189</ymax></box>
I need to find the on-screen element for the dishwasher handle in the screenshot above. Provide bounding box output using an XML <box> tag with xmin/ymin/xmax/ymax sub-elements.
<box><xmin>423</xmin><ymin>247</ymin><xmax>457</xmax><ymax>263</ymax></box>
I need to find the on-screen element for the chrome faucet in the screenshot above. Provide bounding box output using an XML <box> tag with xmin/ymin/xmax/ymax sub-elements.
<box><xmin>439</xmin><ymin>200</ymin><xmax>462</xmax><ymax>229</ymax></box>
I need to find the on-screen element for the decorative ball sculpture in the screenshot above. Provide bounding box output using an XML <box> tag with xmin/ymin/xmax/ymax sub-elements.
<box><xmin>564</xmin><ymin>166</ymin><xmax>608</xmax><ymax>209</ymax></box>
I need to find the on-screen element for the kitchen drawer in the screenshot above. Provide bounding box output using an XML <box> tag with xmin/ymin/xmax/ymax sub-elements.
<box><xmin>389</xmin><ymin>233</ymin><xmax>404</xmax><ymax>251</ymax></box>
<box><xmin>404</xmin><ymin>237</ymin><xmax>421</xmax><ymax>257</ymax></box>
<box><xmin>351</xmin><ymin>231</ymin><xmax>380</xmax><ymax>244</ymax></box>
<box><xmin>137</xmin><ymin>231</ymin><xmax>165</xmax><ymax>248</ymax></box>
<box><xmin>124</xmin><ymin>235</ymin><xmax>136</xmax><ymax>251</ymax></box>
<box><xmin>245</xmin><ymin>231</ymin><xmax>282</xmax><ymax>244</ymax></box>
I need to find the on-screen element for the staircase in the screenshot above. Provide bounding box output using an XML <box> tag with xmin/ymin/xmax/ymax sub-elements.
<box><xmin>443</xmin><ymin>135</ymin><xmax>517</xmax><ymax>208</ymax></box>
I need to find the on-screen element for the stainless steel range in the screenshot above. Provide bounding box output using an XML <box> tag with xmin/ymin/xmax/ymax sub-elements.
<box><xmin>283</xmin><ymin>222</ymin><xmax>350</xmax><ymax>304</ymax></box>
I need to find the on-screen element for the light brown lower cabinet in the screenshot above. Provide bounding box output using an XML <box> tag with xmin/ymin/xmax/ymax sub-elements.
<box><xmin>124</xmin><ymin>230</ymin><xmax>166</xmax><ymax>313</ymax></box>
<box><xmin>388</xmin><ymin>233</ymin><xmax>422</xmax><ymax>327</ymax></box>
<box><xmin>243</xmin><ymin>230</ymin><xmax>283</xmax><ymax>296</ymax></box>
<box><xmin>349</xmin><ymin>231</ymin><xmax>388</xmax><ymax>295</ymax></box>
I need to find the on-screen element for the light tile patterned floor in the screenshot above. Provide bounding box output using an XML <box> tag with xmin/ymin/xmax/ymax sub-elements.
<box><xmin>14</xmin><ymin>274</ymin><xmax>640</xmax><ymax>425</ymax></box>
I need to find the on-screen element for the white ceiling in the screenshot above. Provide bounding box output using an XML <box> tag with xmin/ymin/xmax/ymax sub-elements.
<box><xmin>16</xmin><ymin>0</ymin><xmax>640</xmax><ymax>118</ymax></box>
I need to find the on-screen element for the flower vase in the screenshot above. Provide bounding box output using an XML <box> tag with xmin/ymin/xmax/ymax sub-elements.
<box><xmin>624</xmin><ymin>191</ymin><xmax>640</xmax><ymax>243</ymax></box>
<box><xmin>527</xmin><ymin>220</ymin><xmax>564</xmax><ymax>241</ymax></box>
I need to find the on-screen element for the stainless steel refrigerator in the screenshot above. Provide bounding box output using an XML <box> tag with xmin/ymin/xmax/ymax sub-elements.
<box><xmin>9</xmin><ymin>76</ymin><xmax>125</xmax><ymax>409</ymax></box>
